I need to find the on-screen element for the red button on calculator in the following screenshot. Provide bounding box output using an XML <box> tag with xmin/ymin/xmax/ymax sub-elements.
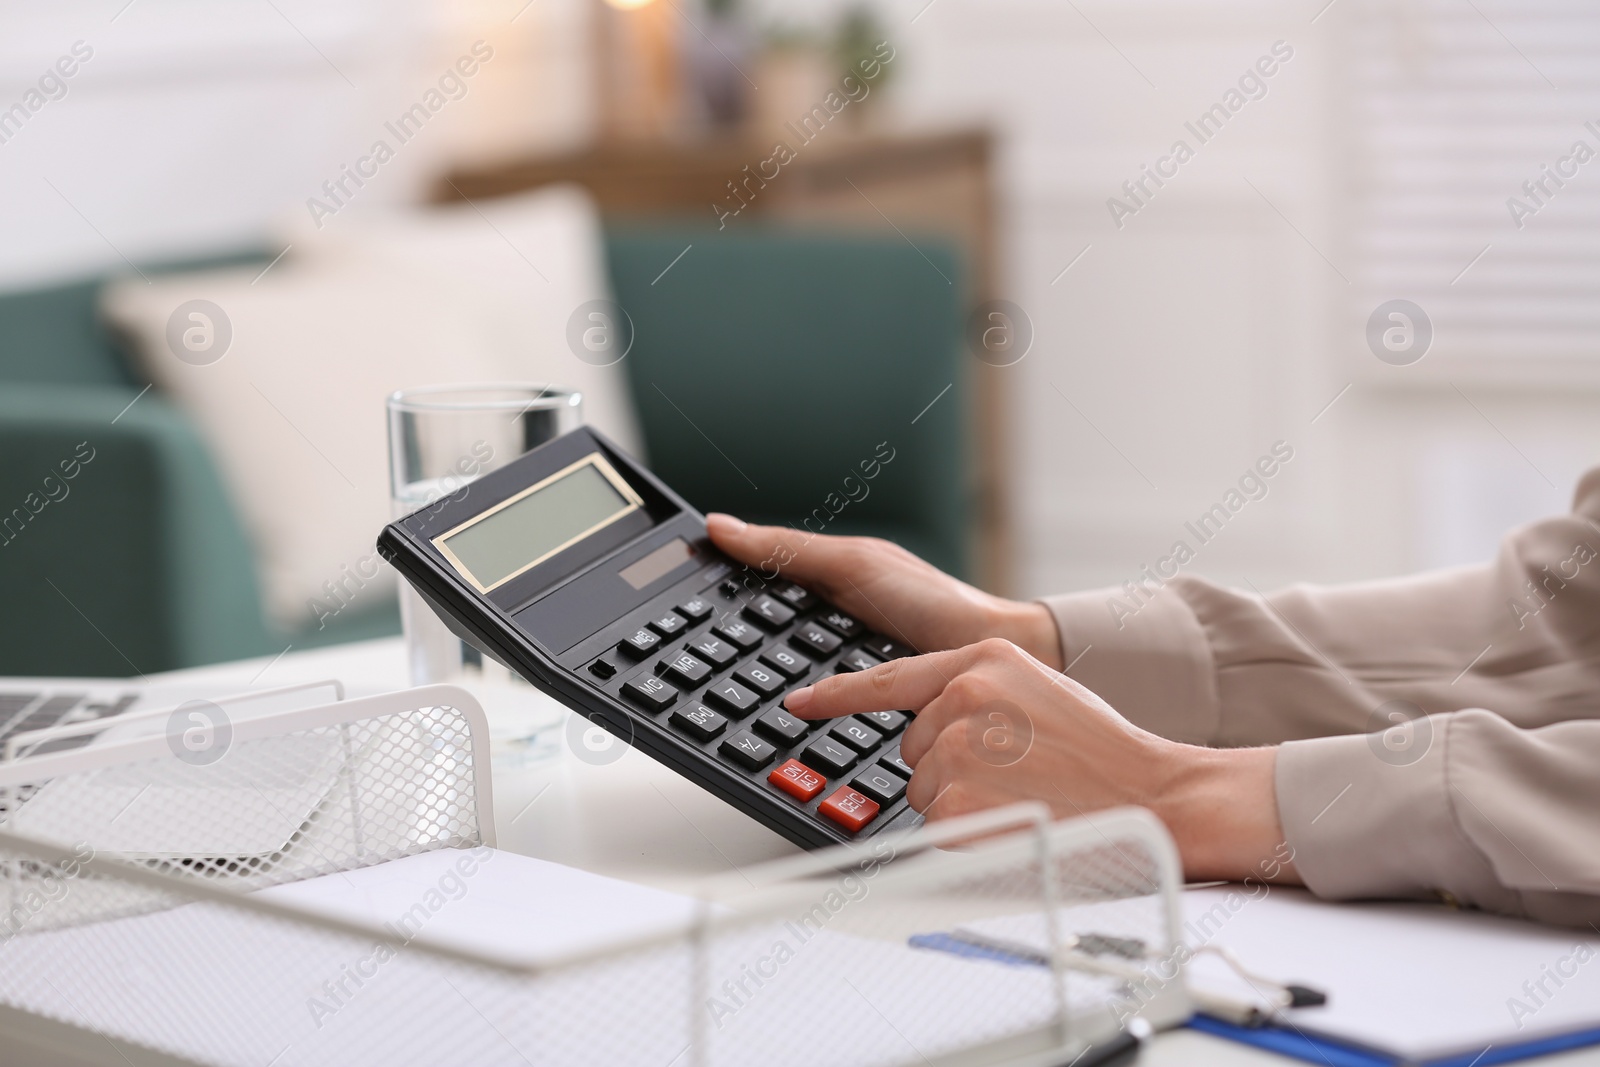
<box><xmin>818</xmin><ymin>787</ymin><xmax>879</xmax><ymax>832</ymax></box>
<box><xmin>768</xmin><ymin>759</ymin><xmax>825</xmax><ymax>802</ymax></box>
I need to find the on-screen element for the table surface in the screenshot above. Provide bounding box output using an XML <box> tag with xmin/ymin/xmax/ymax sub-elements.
<box><xmin>141</xmin><ymin>637</ymin><xmax>1600</xmax><ymax>1067</ymax></box>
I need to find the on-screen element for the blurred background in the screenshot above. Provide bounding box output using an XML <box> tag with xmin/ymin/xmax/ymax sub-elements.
<box><xmin>3</xmin><ymin>0</ymin><xmax>1597</xmax><ymax>676</ymax></box>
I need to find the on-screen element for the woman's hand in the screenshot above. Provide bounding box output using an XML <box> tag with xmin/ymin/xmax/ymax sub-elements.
<box><xmin>785</xmin><ymin>638</ymin><xmax>1296</xmax><ymax>883</ymax></box>
<box><xmin>705</xmin><ymin>514</ymin><xmax>1063</xmax><ymax>668</ymax></box>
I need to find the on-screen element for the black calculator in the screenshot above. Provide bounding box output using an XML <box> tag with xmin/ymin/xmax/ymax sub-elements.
<box><xmin>377</xmin><ymin>426</ymin><xmax>924</xmax><ymax>849</ymax></box>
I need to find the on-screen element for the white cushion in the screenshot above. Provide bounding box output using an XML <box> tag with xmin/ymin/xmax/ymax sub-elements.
<box><xmin>276</xmin><ymin>185</ymin><xmax>642</xmax><ymax>464</ymax></box>
<box><xmin>102</xmin><ymin>185</ymin><xmax>641</xmax><ymax>634</ymax></box>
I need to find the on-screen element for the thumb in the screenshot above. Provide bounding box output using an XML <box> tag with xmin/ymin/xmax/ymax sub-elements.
<box><xmin>705</xmin><ymin>513</ymin><xmax>827</xmax><ymax>585</ymax></box>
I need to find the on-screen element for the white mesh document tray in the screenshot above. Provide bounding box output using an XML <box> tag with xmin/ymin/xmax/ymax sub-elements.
<box><xmin>0</xmin><ymin>684</ymin><xmax>1192</xmax><ymax>1067</ymax></box>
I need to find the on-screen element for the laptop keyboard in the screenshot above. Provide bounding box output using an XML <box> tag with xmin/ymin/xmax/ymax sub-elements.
<box><xmin>586</xmin><ymin>578</ymin><xmax>918</xmax><ymax>836</ymax></box>
<box><xmin>0</xmin><ymin>691</ymin><xmax>140</xmax><ymax>757</ymax></box>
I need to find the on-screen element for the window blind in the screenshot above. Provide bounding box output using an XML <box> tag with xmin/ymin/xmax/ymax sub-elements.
<box><xmin>1348</xmin><ymin>0</ymin><xmax>1600</xmax><ymax>363</ymax></box>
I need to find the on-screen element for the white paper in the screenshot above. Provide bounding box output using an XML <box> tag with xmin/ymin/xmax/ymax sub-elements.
<box><xmin>255</xmin><ymin>846</ymin><xmax>700</xmax><ymax>965</ymax></box>
<box><xmin>1179</xmin><ymin>886</ymin><xmax>1600</xmax><ymax>1062</ymax></box>
<box><xmin>0</xmin><ymin>847</ymin><xmax>1085</xmax><ymax>1067</ymax></box>
<box><xmin>10</xmin><ymin>733</ymin><xmax>344</xmax><ymax>857</ymax></box>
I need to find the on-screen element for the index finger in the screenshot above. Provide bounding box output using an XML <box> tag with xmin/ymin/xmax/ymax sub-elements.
<box><xmin>784</xmin><ymin>648</ymin><xmax>971</xmax><ymax>719</ymax></box>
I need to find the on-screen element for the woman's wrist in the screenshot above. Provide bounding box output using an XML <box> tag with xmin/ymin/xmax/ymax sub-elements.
<box><xmin>988</xmin><ymin>599</ymin><xmax>1065</xmax><ymax>670</ymax></box>
<box><xmin>1153</xmin><ymin>743</ymin><xmax>1299</xmax><ymax>884</ymax></box>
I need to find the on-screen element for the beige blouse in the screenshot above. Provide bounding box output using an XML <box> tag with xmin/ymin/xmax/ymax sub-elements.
<box><xmin>1042</xmin><ymin>468</ymin><xmax>1600</xmax><ymax>927</ymax></box>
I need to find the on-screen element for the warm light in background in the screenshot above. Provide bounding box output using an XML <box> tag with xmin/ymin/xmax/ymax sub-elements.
<box><xmin>594</xmin><ymin>0</ymin><xmax>678</xmax><ymax>140</ymax></box>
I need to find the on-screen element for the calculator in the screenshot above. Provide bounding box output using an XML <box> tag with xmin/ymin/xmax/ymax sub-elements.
<box><xmin>377</xmin><ymin>426</ymin><xmax>924</xmax><ymax>849</ymax></box>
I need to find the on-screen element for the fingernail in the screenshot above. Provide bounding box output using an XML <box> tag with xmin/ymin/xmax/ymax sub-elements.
<box><xmin>785</xmin><ymin>686</ymin><xmax>813</xmax><ymax>712</ymax></box>
<box><xmin>706</xmin><ymin>512</ymin><xmax>747</xmax><ymax>532</ymax></box>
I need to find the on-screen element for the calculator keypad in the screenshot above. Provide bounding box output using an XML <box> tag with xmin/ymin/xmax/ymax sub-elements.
<box><xmin>817</xmin><ymin>610</ymin><xmax>864</xmax><ymax>640</ymax></box>
<box><xmin>754</xmin><ymin>706</ymin><xmax>808</xmax><ymax>745</ymax></box>
<box><xmin>744</xmin><ymin>595</ymin><xmax>797</xmax><ymax>630</ymax></box>
<box><xmin>581</xmin><ymin>567</ymin><xmax>921</xmax><ymax>838</ymax></box>
<box><xmin>620</xmin><ymin>628</ymin><xmax>662</xmax><ymax>658</ymax></box>
<box><xmin>857</xmin><ymin>711</ymin><xmax>906</xmax><ymax>735</ymax></box>
<box><xmin>671</xmin><ymin>703</ymin><xmax>728</xmax><ymax>741</ymax></box>
<box><xmin>790</xmin><ymin>623</ymin><xmax>842</xmax><ymax>657</ymax></box>
<box><xmin>662</xmin><ymin>650</ymin><xmax>712</xmax><ymax>686</ymax></box>
<box><xmin>622</xmin><ymin>675</ymin><xmax>677</xmax><ymax>712</ymax></box>
<box><xmin>832</xmin><ymin>720</ymin><xmax>882</xmax><ymax>753</ymax></box>
<box><xmin>804</xmin><ymin>736</ymin><xmax>858</xmax><ymax>777</ymax></box>
<box><xmin>705</xmin><ymin>678</ymin><xmax>760</xmax><ymax>716</ymax></box>
<box><xmin>760</xmin><ymin>646</ymin><xmax>809</xmax><ymax>679</ymax></box>
<box><xmin>772</xmin><ymin>582</ymin><xmax>817</xmax><ymax>611</ymax></box>
<box><xmin>713</xmin><ymin>617</ymin><xmax>763</xmax><ymax>650</ymax></box>
<box><xmin>819</xmin><ymin>787</ymin><xmax>879</xmax><ymax>832</ymax></box>
<box><xmin>861</xmin><ymin>636</ymin><xmax>913</xmax><ymax>661</ymax></box>
<box><xmin>720</xmin><ymin>730</ymin><xmax>777</xmax><ymax>770</ymax></box>
<box><xmin>733</xmin><ymin>662</ymin><xmax>784</xmax><ymax>697</ymax></box>
<box><xmin>688</xmin><ymin>635</ymin><xmax>737</xmax><ymax>667</ymax></box>
<box><xmin>836</xmin><ymin>648</ymin><xmax>883</xmax><ymax>673</ymax></box>
<box><xmin>677</xmin><ymin>597</ymin><xmax>715</xmax><ymax>622</ymax></box>
<box><xmin>853</xmin><ymin>764</ymin><xmax>908</xmax><ymax>805</ymax></box>
<box><xmin>769</xmin><ymin>759</ymin><xmax>825</xmax><ymax>801</ymax></box>
<box><xmin>648</xmin><ymin>611</ymin><xmax>688</xmax><ymax>638</ymax></box>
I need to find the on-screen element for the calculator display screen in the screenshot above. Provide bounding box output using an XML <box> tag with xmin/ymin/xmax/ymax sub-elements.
<box><xmin>434</xmin><ymin>454</ymin><xmax>643</xmax><ymax>592</ymax></box>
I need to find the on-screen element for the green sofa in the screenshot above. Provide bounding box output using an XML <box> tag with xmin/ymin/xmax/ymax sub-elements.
<box><xmin>0</xmin><ymin>226</ymin><xmax>967</xmax><ymax>676</ymax></box>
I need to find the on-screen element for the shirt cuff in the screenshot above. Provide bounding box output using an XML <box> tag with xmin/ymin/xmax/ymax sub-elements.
<box><xmin>1038</xmin><ymin>585</ymin><xmax>1221</xmax><ymax>745</ymax></box>
<box><xmin>1275</xmin><ymin>718</ymin><xmax>1512</xmax><ymax>910</ymax></box>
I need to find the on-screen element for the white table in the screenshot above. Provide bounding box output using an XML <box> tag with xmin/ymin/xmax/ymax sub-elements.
<box><xmin>144</xmin><ymin>637</ymin><xmax>1600</xmax><ymax>1067</ymax></box>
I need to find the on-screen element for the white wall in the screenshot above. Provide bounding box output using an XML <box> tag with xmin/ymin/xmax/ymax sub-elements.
<box><xmin>877</xmin><ymin>0</ymin><xmax>1600</xmax><ymax>597</ymax></box>
<box><xmin>0</xmin><ymin>0</ymin><xmax>592</xmax><ymax>288</ymax></box>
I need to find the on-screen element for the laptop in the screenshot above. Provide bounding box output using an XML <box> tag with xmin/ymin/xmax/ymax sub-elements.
<box><xmin>0</xmin><ymin>677</ymin><xmax>352</xmax><ymax>758</ymax></box>
<box><xmin>0</xmin><ymin>678</ymin><xmax>206</xmax><ymax>759</ymax></box>
<box><xmin>0</xmin><ymin>676</ymin><xmax>353</xmax><ymax>862</ymax></box>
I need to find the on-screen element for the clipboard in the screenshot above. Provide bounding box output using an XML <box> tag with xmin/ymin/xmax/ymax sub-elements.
<box><xmin>911</xmin><ymin>881</ymin><xmax>1600</xmax><ymax>1067</ymax></box>
<box><xmin>1189</xmin><ymin>1013</ymin><xmax>1600</xmax><ymax>1067</ymax></box>
<box><xmin>1177</xmin><ymin>885</ymin><xmax>1600</xmax><ymax>1067</ymax></box>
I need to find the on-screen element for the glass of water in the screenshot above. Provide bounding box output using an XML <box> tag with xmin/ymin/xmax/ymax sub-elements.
<box><xmin>387</xmin><ymin>383</ymin><xmax>582</xmax><ymax>694</ymax></box>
